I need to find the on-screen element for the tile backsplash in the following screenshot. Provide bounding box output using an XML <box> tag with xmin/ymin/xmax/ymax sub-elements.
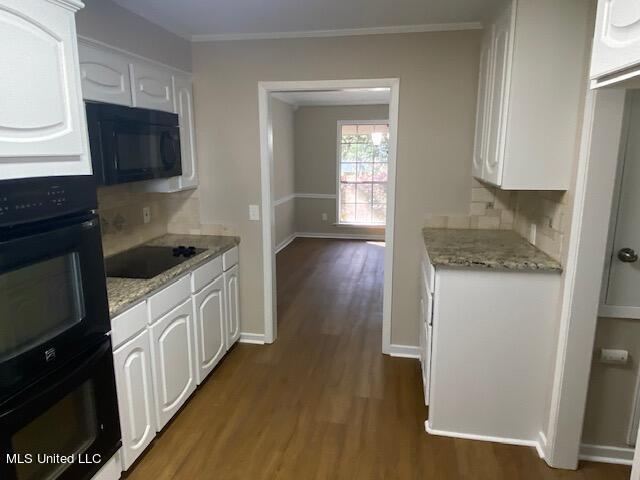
<box><xmin>425</xmin><ymin>181</ymin><xmax>568</xmax><ymax>262</ymax></box>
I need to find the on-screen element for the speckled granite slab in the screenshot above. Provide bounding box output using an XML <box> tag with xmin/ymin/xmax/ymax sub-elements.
<box><xmin>106</xmin><ymin>234</ymin><xmax>240</xmax><ymax>317</ymax></box>
<box><xmin>422</xmin><ymin>228</ymin><xmax>562</xmax><ymax>272</ymax></box>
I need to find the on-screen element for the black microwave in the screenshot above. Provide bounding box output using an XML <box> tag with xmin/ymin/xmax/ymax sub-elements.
<box><xmin>86</xmin><ymin>102</ymin><xmax>182</xmax><ymax>186</ymax></box>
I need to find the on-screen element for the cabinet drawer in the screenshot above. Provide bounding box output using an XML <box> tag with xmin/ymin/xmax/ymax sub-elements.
<box><xmin>222</xmin><ymin>246</ymin><xmax>238</xmax><ymax>271</ymax></box>
<box><xmin>191</xmin><ymin>255</ymin><xmax>223</xmax><ymax>293</ymax></box>
<box><xmin>148</xmin><ymin>275</ymin><xmax>190</xmax><ymax>322</ymax></box>
<box><xmin>111</xmin><ymin>301</ymin><xmax>147</xmax><ymax>349</ymax></box>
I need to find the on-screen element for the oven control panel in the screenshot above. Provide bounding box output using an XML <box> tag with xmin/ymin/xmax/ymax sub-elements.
<box><xmin>0</xmin><ymin>176</ymin><xmax>97</xmax><ymax>228</ymax></box>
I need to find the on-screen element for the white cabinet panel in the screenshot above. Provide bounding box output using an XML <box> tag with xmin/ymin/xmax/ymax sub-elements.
<box><xmin>591</xmin><ymin>0</ymin><xmax>640</xmax><ymax>80</ymax></box>
<box><xmin>130</xmin><ymin>62</ymin><xmax>174</xmax><ymax>113</ymax></box>
<box><xmin>173</xmin><ymin>75</ymin><xmax>198</xmax><ymax>190</ymax></box>
<box><xmin>79</xmin><ymin>42</ymin><xmax>132</xmax><ymax>106</ymax></box>
<box><xmin>113</xmin><ymin>330</ymin><xmax>156</xmax><ymax>471</ymax></box>
<box><xmin>472</xmin><ymin>30</ymin><xmax>494</xmax><ymax>180</ymax></box>
<box><xmin>224</xmin><ymin>265</ymin><xmax>240</xmax><ymax>349</ymax></box>
<box><xmin>149</xmin><ymin>298</ymin><xmax>196</xmax><ymax>431</ymax></box>
<box><xmin>193</xmin><ymin>275</ymin><xmax>226</xmax><ymax>384</ymax></box>
<box><xmin>0</xmin><ymin>0</ymin><xmax>91</xmax><ymax>179</ymax></box>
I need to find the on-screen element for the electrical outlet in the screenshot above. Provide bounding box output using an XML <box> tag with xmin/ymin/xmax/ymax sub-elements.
<box><xmin>249</xmin><ymin>204</ymin><xmax>260</xmax><ymax>221</ymax></box>
<box><xmin>599</xmin><ymin>348</ymin><xmax>629</xmax><ymax>365</ymax></box>
<box><xmin>142</xmin><ymin>206</ymin><xmax>151</xmax><ymax>224</ymax></box>
<box><xmin>321</xmin><ymin>213</ymin><xmax>328</xmax><ymax>221</ymax></box>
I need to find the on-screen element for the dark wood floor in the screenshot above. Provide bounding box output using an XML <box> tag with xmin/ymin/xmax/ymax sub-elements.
<box><xmin>127</xmin><ymin>238</ymin><xmax>630</xmax><ymax>479</ymax></box>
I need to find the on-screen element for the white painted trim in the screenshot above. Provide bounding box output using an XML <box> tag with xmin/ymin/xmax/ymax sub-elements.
<box><xmin>238</xmin><ymin>332</ymin><xmax>266</xmax><ymax>345</ymax></box>
<box><xmin>545</xmin><ymin>89</ymin><xmax>628</xmax><ymax>469</ymax></box>
<box><xmin>537</xmin><ymin>431</ymin><xmax>548</xmax><ymax>459</ymax></box>
<box><xmin>295</xmin><ymin>232</ymin><xmax>384</xmax><ymax>241</ymax></box>
<box><xmin>295</xmin><ymin>193</ymin><xmax>337</xmax><ymax>199</ymax></box>
<box><xmin>275</xmin><ymin>234</ymin><xmax>297</xmax><ymax>254</ymax></box>
<box><xmin>77</xmin><ymin>36</ymin><xmax>192</xmax><ymax>75</ymax></box>
<box><xmin>388</xmin><ymin>344</ymin><xmax>420</xmax><ymax>359</ymax></box>
<box><xmin>192</xmin><ymin>22</ymin><xmax>483</xmax><ymax>42</ymax></box>
<box><xmin>425</xmin><ymin>421</ymin><xmax>540</xmax><ymax>449</ymax></box>
<box><xmin>258</xmin><ymin>78</ymin><xmax>399</xmax><ymax>357</ymax></box>
<box><xmin>48</xmin><ymin>0</ymin><xmax>84</xmax><ymax>12</ymax></box>
<box><xmin>579</xmin><ymin>444</ymin><xmax>634</xmax><ymax>465</ymax></box>
<box><xmin>273</xmin><ymin>193</ymin><xmax>296</xmax><ymax>207</ymax></box>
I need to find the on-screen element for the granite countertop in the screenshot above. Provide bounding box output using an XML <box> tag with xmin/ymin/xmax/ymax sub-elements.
<box><xmin>106</xmin><ymin>234</ymin><xmax>240</xmax><ymax>317</ymax></box>
<box><xmin>422</xmin><ymin>228</ymin><xmax>562</xmax><ymax>272</ymax></box>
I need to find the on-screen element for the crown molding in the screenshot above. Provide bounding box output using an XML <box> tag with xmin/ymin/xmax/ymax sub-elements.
<box><xmin>191</xmin><ymin>22</ymin><xmax>483</xmax><ymax>42</ymax></box>
<box><xmin>47</xmin><ymin>0</ymin><xmax>85</xmax><ymax>12</ymax></box>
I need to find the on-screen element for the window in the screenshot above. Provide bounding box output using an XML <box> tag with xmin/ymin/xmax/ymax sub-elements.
<box><xmin>338</xmin><ymin>121</ymin><xmax>389</xmax><ymax>225</ymax></box>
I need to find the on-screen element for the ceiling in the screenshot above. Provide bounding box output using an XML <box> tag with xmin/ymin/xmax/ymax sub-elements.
<box><xmin>271</xmin><ymin>89</ymin><xmax>391</xmax><ymax>107</ymax></box>
<box><xmin>112</xmin><ymin>0</ymin><xmax>499</xmax><ymax>41</ymax></box>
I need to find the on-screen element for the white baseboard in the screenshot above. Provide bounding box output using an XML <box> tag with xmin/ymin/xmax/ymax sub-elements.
<box><xmin>425</xmin><ymin>421</ymin><xmax>539</xmax><ymax>449</ymax></box>
<box><xmin>238</xmin><ymin>332</ymin><xmax>266</xmax><ymax>345</ymax></box>
<box><xmin>536</xmin><ymin>431</ymin><xmax>548</xmax><ymax>459</ymax></box>
<box><xmin>579</xmin><ymin>443</ymin><xmax>634</xmax><ymax>465</ymax></box>
<box><xmin>275</xmin><ymin>233</ymin><xmax>297</xmax><ymax>254</ymax></box>
<box><xmin>295</xmin><ymin>231</ymin><xmax>385</xmax><ymax>241</ymax></box>
<box><xmin>388</xmin><ymin>344</ymin><xmax>420</xmax><ymax>359</ymax></box>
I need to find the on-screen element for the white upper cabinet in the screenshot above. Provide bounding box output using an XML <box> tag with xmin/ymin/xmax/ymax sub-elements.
<box><xmin>79</xmin><ymin>41</ymin><xmax>132</xmax><ymax>106</ymax></box>
<box><xmin>0</xmin><ymin>0</ymin><xmax>91</xmax><ymax>180</ymax></box>
<box><xmin>130</xmin><ymin>62</ymin><xmax>174</xmax><ymax>113</ymax></box>
<box><xmin>591</xmin><ymin>0</ymin><xmax>640</xmax><ymax>86</ymax></box>
<box><xmin>173</xmin><ymin>75</ymin><xmax>199</xmax><ymax>190</ymax></box>
<box><xmin>472</xmin><ymin>0</ymin><xmax>591</xmax><ymax>190</ymax></box>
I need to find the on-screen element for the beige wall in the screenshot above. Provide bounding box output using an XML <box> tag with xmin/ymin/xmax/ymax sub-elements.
<box><xmin>271</xmin><ymin>97</ymin><xmax>297</xmax><ymax>247</ymax></box>
<box><xmin>192</xmin><ymin>31</ymin><xmax>481</xmax><ymax>341</ymax></box>
<box><xmin>294</xmin><ymin>105</ymin><xmax>388</xmax><ymax>237</ymax></box>
<box><xmin>582</xmin><ymin>317</ymin><xmax>640</xmax><ymax>448</ymax></box>
<box><xmin>76</xmin><ymin>0</ymin><xmax>192</xmax><ymax>71</ymax></box>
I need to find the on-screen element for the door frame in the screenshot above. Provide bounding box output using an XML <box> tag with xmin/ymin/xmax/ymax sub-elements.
<box><xmin>544</xmin><ymin>87</ymin><xmax>628</xmax><ymax>469</ymax></box>
<box><xmin>257</xmin><ymin>78</ymin><xmax>400</xmax><ymax>351</ymax></box>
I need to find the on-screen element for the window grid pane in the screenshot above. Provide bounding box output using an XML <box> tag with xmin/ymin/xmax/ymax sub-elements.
<box><xmin>338</xmin><ymin>123</ymin><xmax>389</xmax><ymax>225</ymax></box>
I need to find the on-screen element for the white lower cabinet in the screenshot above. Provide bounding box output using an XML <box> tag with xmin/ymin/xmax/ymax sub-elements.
<box><xmin>224</xmin><ymin>264</ymin><xmax>240</xmax><ymax>349</ymax></box>
<box><xmin>113</xmin><ymin>330</ymin><xmax>156</xmax><ymax>470</ymax></box>
<box><xmin>149</xmin><ymin>298</ymin><xmax>196</xmax><ymax>431</ymax></box>
<box><xmin>193</xmin><ymin>275</ymin><xmax>226</xmax><ymax>384</ymax></box>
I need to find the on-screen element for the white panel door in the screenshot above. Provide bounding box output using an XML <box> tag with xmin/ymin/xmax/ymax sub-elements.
<box><xmin>149</xmin><ymin>298</ymin><xmax>196</xmax><ymax>430</ymax></box>
<box><xmin>113</xmin><ymin>329</ymin><xmax>156</xmax><ymax>471</ymax></box>
<box><xmin>0</xmin><ymin>0</ymin><xmax>91</xmax><ymax>179</ymax></box>
<box><xmin>78</xmin><ymin>42</ymin><xmax>132</xmax><ymax>106</ymax></box>
<box><xmin>224</xmin><ymin>265</ymin><xmax>240</xmax><ymax>349</ymax></box>
<box><xmin>173</xmin><ymin>75</ymin><xmax>198</xmax><ymax>190</ymax></box>
<box><xmin>472</xmin><ymin>29</ymin><xmax>494</xmax><ymax>180</ymax></box>
<box><xmin>130</xmin><ymin>62</ymin><xmax>174</xmax><ymax>113</ymax></box>
<box><xmin>591</xmin><ymin>0</ymin><xmax>640</xmax><ymax>79</ymax></box>
<box><xmin>483</xmin><ymin>3</ymin><xmax>513</xmax><ymax>186</ymax></box>
<box><xmin>193</xmin><ymin>275</ymin><xmax>226</xmax><ymax>385</ymax></box>
<box><xmin>604</xmin><ymin>91</ymin><xmax>640</xmax><ymax>310</ymax></box>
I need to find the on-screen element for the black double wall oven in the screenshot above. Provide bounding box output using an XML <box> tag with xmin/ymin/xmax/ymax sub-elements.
<box><xmin>0</xmin><ymin>176</ymin><xmax>120</xmax><ymax>480</ymax></box>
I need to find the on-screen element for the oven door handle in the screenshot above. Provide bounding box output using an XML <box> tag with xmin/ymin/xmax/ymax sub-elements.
<box><xmin>0</xmin><ymin>339</ymin><xmax>110</xmax><ymax>423</ymax></box>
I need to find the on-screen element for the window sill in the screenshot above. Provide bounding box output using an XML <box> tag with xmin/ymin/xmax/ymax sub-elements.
<box><xmin>334</xmin><ymin>223</ymin><xmax>386</xmax><ymax>228</ymax></box>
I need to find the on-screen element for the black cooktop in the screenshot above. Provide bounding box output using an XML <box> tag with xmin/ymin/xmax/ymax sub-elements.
<box><xmin>105</xmin><ymin>245</ymin><xmax>206</xmax><ymax>279</ymax></box>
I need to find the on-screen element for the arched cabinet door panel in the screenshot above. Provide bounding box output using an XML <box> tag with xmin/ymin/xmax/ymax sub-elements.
<box><xmin>224</xmin><ymin>265</ymin><xmax>240</xmax><ymax>350</ymax></box>
<box><xmin>0</xmin><ymin>0</ymin><xmax>90</xmax><ymax>179</ymax></box>
<box><xmin>78</xmin><ymin>41</ymin><xmax>133</xmax><ymax>106</ymax></box>
<box><xmin>193</xmin><ymin>275</ymin><xmax>226</xmax><ymax>384</ymax></box>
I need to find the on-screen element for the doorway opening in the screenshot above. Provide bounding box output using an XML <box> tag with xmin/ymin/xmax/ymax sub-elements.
<box><xmin>257</xmin><ymin>79</ymin><xmax>399</xmax><ymax>353</ymax></box>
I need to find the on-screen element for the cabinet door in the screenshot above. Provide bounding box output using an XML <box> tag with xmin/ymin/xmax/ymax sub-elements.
<box><xmin>78</xmin><ymin>42</ymin><xmax>132</xmax><ymax>106</ymax></box>
<box><xmin>483</xmin><ymin>4</ymin><xmax>513</xmax><ymax>186</ymax></box>
<box><xmin>149</xmin><ymin>299</ymin><xmax>196</xmax><ymax>431</ymax></box>
<box><xmin>591</xmin><ymin>0</ymin><xmax>640</xmax><ymax>80</ymax></box>
<box><xmin>173</xmin><ymin>75</ymin><xmax>198</xmax><ymax>190</ymax></box>
<box><xmin>193</xmin><ymin>275</ymin><xmax>226</xmax><ymax>384</ymax></box>
<box><xmin>224</xmin><ymin>265</ymin><xmax>240</xmax><ymax>349</ymax></box>
<box><xmin>130</xmin><ymin>61</ymin><xmax>174</xmax><ymax>113</ymax></box>
<box><xmin>113</xmin><ymin>329</ymin><xmax>155</xmax><ymax>471</ymax></box>
<box><xmin>0</xmin><ymin>0</ymin><xmax>90</xmax><ymax>179</ymax></box>
<box><xmin>472</xmin><ymin>29</ymin><xmax>495</xmax><ymax>180</ymax></box>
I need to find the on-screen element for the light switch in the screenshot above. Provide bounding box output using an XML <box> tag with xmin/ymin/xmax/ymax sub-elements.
<box><xmin>142</xmin><ymin>206</ymin><xmax>151</xmax><ymax>224</ymax></box>
<box><xmin>599</xmin><ymin>348</ymin><xmax>629</xmax><ymax>365</ymax></box>
<box><xmin>249</xmin><ymin>204</ymin><xmax>260</xmax><ymax>221</ymax></box>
